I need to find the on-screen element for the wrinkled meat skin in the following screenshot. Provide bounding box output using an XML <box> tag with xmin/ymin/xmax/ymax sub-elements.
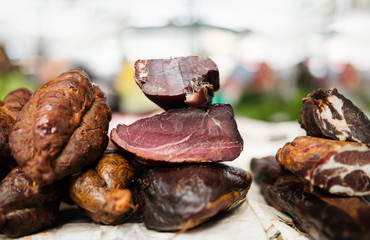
<box><xmin>0</xmin><ymin>89</ymin><xmax>32</xmax><ymax>178</ymax></box>
<box><xmin>0</xmin><ymin>167</ymin><xmax>61</xmax><ymax>237</ymax></box>
<box><xmin>135</xmin><ymin>56</ymin><xmax>219</xmax><ymax>109</ymax></box>
<box><xmin>299</xmin><ymin>88</ymin><xmax>370</xmax><ymax>144</ymax></box>
<box><xmin>251</xmin><ymin>156</ymin><xmax>370</xmax><ymax>240</ymax></box>
<box><xmin>276</xmin><ymin>136</ymin><xmax>370</xmax><ymax>196</ymax></box>
<box><xmin>111</xmin><ymin>103</ymin><xmax>243</xmax><ymax>164</ymax></box>
<box><xmin>52</xmin><ymin>85</ymin><xmax>111</xmax><ymax>180</ymax></box>
<box><xmin>143</xmin><ymin>163</ymin><xmax>252</xmax><ymax>231</ymax></box>
<box><xmin>9</xmin><ymin>69</ymin><xmax>111</xmax><ymax>185</ymax></box>
<box><xmin>69</xmin><ymin>150</ymin><xmax>139</xmax><ymax>225</ymax></box>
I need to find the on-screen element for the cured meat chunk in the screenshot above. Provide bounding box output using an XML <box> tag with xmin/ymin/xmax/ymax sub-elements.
<box><xmin>251</xmin><ymin>156</ymin><xmax>370</xmax><ymax>240</ymax></box>
<box><xmin>276</xmin><ymin>136</ymin><xmax>370</xmax><ymax>196</ymax></box>
<box><xmin>9</xmin><ymin>69</ymin><xmax>111</xmax><ymax>185</ymax></box>
<box><xmin>142</xmin><ymin>163</ymin><xmax>252</xmax><ymax>231</ymax></box>
<box><xmin>135</xmin><ymin>56</ymin><xmax>219</xmax><ymax>109</ymax></box>
<box><xmin>0</xmin><ymin>88</ymin><xmax>32</xmax><ymax>178</ymax></box>
<box><xmin>299</xmin><ymin>88</ymin><xmax>370</xmax><ymax>143</ymax></box>
<box><xmin>69</xmin><ymin>150</ymin><xmax>139</xmax><ymax>225</ymax></box>
<box><xmin>110</xmin><ymin>104</ymin><xmax>243</xmax><ymax>164</ymax></box>
<box><xmin>0</xmin><ymin>167</ymin><xmax>61</xmax><ymax>237</ymax></box>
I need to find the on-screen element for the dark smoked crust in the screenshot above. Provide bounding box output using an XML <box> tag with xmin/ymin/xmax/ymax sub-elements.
<box><xmin>143</xmin><ymin>163</ymin><xmax>252</xmax><ymax>231</ymax></box>
<box><xmin>299</xmin><ymin>88</ymin><xmax>370</xmax><ymax>143</ymax></box>
<box><xmin>0</xmin><ymin>167</ymin><xmax>61</xmax><ymax>237</ymax></box>
<box><xmin>250</xmin><ymin>156</ymin><xmax>370</xmax><ymax>240</ymax></box>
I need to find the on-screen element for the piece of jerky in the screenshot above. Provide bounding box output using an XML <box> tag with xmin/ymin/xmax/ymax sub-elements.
<box><xmin>111</xmin><ymin>103</ymin><xmax>243</xmax><ymax>164</ymax></box>
<box><xmin>251</xmin><ymin>156</ymin><xmax>370</xmax><ymax>240</ymax></box>
<box><xmin>142</xmin><ymin>163</ymin><xmax>252</xmax><ymax>231</ymax></box>
<box><xmin>69</xmin><ymin>149</ymin><xmax>140</xmax><ymax>225</ymax></box>
<box><xmin>9</xmin><ymin>70</ymin><xmax>112</xmax><ymax>185</ymax></box>
<box><xmin>135</xmin><ymin>56</ymin><xmax>219</xmax><ymax>109</ymax></box>
<box><xmin>276</xmin><ymin>136</ymin><xmax>370</xmax><ymax>196</ymax></box>
<box><xmin>299</xmin><ymin>88</ymin><xmax>370</xmax><ymax>144</ymax></box>
<box><xmin>0</xmin><ymin>167</ymin><xmax>61</xmax><ymax>238</ymax></box>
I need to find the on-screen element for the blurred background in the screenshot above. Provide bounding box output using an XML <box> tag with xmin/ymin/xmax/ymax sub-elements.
<box><xmin>0</xmin><ymin>0</ymin><xmax>369</xmax><ymax>121</ymax></box>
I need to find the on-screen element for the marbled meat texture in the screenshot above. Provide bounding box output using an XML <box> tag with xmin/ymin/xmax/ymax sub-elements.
<box><xmin>251</xmin><ymin>156</ymin><xmax>370</xmax><ymax>240</ymax></box>
<box><xmin>276</xmin><ymin>136</ymin><xmax>370</xmax><ymax>196</ymax></box>
<box><xmin>111</xmin><ymin>103</ymin><xmax>243</xmax><ymax>164</ymax></box>
<box><xmin>9</xmin><ymin>69</ymin><xmax>112</xmax><ymax>185</ymax></box>
<box><xmin>299</xmin><ymin>88</ymin><xmax>370</xmax><ymax>144</ymax></box>
<box><xmin>135</xmin><ymin>56</ymin><xmax>220</xmax><ymax>109</ymax></box>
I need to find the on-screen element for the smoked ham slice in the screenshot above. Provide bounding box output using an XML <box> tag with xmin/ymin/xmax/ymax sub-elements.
<box><xmin>110</xmin><ymin>103</ymin><xmax>243</xmax><ymax>164</ymax></box>
<box><xmin>276</xmin><ymin>136</ymin><xmax>370</xmax><ymax>196</ymax></box>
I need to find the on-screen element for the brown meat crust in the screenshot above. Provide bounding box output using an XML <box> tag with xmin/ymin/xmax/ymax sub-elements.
<box><xmin>9</xmin><ymin>69</ymin><xmax>111</xmax><ymax>185</ymax></box>
<box><xmin>0</xmin><ymin>167</ymin><xmax>61</xmax><ymax>237</ymax></box>
<box><xmin>0</xmin><ymin>89</ymin><xmax>32</xmax><ymax>177</ymax></box>
<box><xmin>69</xmin><ymin>150</ymin><xmax>138</xmax><ymax>225</ymax></box>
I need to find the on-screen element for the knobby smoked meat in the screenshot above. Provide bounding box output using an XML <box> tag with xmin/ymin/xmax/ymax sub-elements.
<box><xmin>69</xmin><ymin>150</ymin><xmax>139</xmax><ymax>225</ymax></box>
<box><xmin>135</xmin><ymin>56</ymin><xmax>219</xmax><ymax>109</ymax></box>
<box><xmin>299</xmin><ymin>88</ymin><xmax>370</xmax><ymax>144</ymax></box>
<box><xmin>0</xmin><ymin>167</ymin><xmax>61</xmax><ymax>237</ymax></box>
<box><xmin>142</xmin><ymin>163</ymin><xmax>252</xmax><ymax>231</ymax></box>
<box><xmin>110</xmin><ymin>103</ymin><xmax>243</xmax><ymax>164</ymax></box>
<box><xmin>276</xmin><ymin>136</ymin><xmax>370</xmax><ymax>196</ymax></box>
<box><xmin>9</xmin><ymin>69</ymin><xmax>111</xmax><ymax>185</ymax></box>
<box><xmin>250</xmin><ymin>156</ymin><xmax>370</xmax><ymax>240</ymax></box>
<box><xmin>0</xmin><ymin>88</ymin><xmax>32</xmax><ymax>178</ymax></box>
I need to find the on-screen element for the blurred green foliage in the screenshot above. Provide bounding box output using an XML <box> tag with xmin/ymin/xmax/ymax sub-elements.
<box><xmin>0</xmin><ymin>71</ymin><xmax>36</xmax><ymax>100</ymax></box>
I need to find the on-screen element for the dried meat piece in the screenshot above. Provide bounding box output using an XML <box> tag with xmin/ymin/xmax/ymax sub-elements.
<box><xmin>0</xmin><ymin>167</ymin><xmax>61</xmax><ymax>237</ymax></box>
<box><xmin>0</xmin><ymin>88</ymin><xmax>32</xmax><ymax>178</ymax></box>
<box><xmin>69</xmin><ymin>150</ymin><xmax>139</xmax><ymax>225</ymax></box>
<box><xmin>251</xmin><ymin>156</ymin><xmax>370</xmax><ymax>240</ymax></box>
<box><xmin>111</xmin><ymin>104</ymin><xmax>243</xmax><ymax>164</ymax></box>
<box><xmin>135</xmin><ymin>56</ymin><xmax>219</xmax><ymax>109</ymax></box>
<box><xmin>299</xmin><ymin>88</ymin><xmax>370</xmax><ymax>143</ymax></box>
<box><xmin>142</xmin><ymin>163</ymin><xmax>252</xmax><ymax>231</ymax></box>
<box><xmin>9</xmin><ymin>69</ymin><xmax>111</xmax><ymax>185</ymax></box>
<box><xmin>276</xmin><ymin>136</ymin><xmax>370</xmax><ymax>196</ymax></box>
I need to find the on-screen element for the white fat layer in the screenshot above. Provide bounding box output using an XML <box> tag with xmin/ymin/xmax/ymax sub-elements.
<box><xmin>137</xmin><ymin>61</ymin><xmax>148</xmax><ymax>79</ymax></box>
<box><xmin>318</xmin><ymin>95</ymin><xmax>360</xmax><ymax>141</ymax></box>
<box><xmin>309</xmin><ymin>147</ymin><xmax>370</xmax><ymax>195</ymax></box>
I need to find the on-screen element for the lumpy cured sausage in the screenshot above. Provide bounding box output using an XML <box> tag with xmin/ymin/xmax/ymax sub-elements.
<box><xmin>9</xmin><ymin>69</ymin><xmax>111</xmax><ymax>185</ymax></box>
<box><xmin>0</xmin><ymin>89</ymin><xmax>32</xmax><ymax>178</ymax></box>
<box><xmin>69</xmin><ymin>150</ymin><xmax>139</xmax><ymax>225</ymax></box>
<box><xmin>299</xmin><ymin>88</ymin><xmax>370</xmax><ymax>144</ymax></box>
<box><xmin>135</xmin><ymin>56</ymin><xmax>219</xmax><ymax>109</ymax></box>
<box><xmin>276</xmin><ymin>136</ymin><xmax>370</xmax><ymax>196</ymax></box>
<box><xmin>111</xmin><ymin>104</ymin><xmax>243</xmax><ymax>164</ymax></box>
<box><xmin>142</xmin><ymin>163</ymin><xmax>252</xmax><ymax>231</ymax></box>
<box><xmin>0</xmin><ymin>167</ymin><xmax>61</xmax><ymax>237</ymax></box>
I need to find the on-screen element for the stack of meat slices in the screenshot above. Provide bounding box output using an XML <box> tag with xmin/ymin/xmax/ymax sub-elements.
<box><xmin>111</xmin><ymin>56</ymin><xmax>252</xmax><ymax>231</ymax></box>
<box><xmin>251</xmin><ymin>88</ymin><xmax>370</xmax><ymax>240</ymax></box>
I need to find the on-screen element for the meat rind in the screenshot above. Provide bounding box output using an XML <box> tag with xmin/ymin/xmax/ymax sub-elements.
<box><xmin>135</xmin><ymin>56</ymin><xmax>219</xmax><ymax>109</ymax></box>
<box><xmin>69</xmin><ymin>150</ymin><xmax>138</xmax><ymax>225</ymax></box>
<box><xmin>111</xmin><ymin>103</ymin><xmax>243</xmax><ymax>164</ymax></box>
<box><xmin>0</xmin><ymin>167</ymin><xmax>61</xmax><ymax>237</ymax></box>
<box><xmin>251</xmin><ymin>156</ymin><xmax>370</xmax><ymax>240</ymax></box>
<box><xmin>142</xmin><ymin>163</ymin><xmax>252</xmax><ymax>231</ymax></box>
<box><xmin>299</xmin><ymin>88</ymin><xmax>370</xmax><ymax>143</ymax></box>
<box><xmin>9</xmin><ymin>69</ymin><xmax>111</xmax><ymax>185</ymax></box>
<box><xmin>276</xmin><ymin>136</ymin><xmax>370</xmax><ymax>196</ymax></box>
